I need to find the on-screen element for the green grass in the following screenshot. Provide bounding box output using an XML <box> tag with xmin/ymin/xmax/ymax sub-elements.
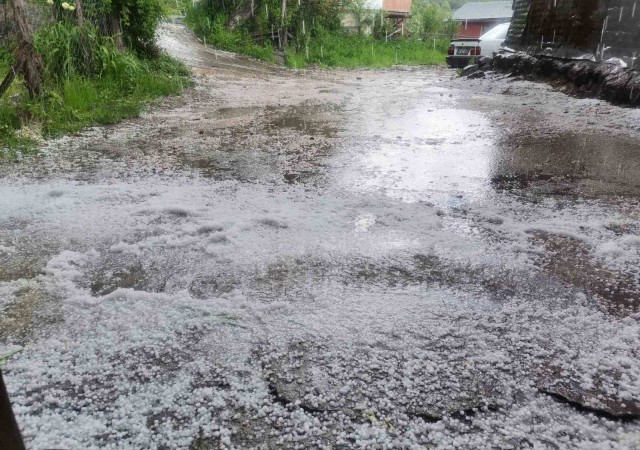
<box><xmin>184</xmin><ymin>3</ymin><xmax>448</xmax><ymax>68</ymax></box>
<box><xmin>286</xmin><ymin>34</ymin><xmax>448</xmax><ymax>69</ymax></box>
<box><xmin>185</xmin><ymin>9</ymin><xmax>447</xmax><ymax>69</ymax></box>
<box><xmin>0</xmin><ymin>21</ymin><xmax>192</xmax><ymax>158</ymax></box>
<box><xmin>185</xmin><ymin>10</ymin><xmax>275</xmax><ymax>63</ymax></box>
<box><xmin>0</xmin><ymin>53</ymin><xmax>191</xmax><ymax>158</ymax></box>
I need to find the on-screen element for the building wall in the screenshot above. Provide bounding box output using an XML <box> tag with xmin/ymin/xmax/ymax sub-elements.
<box><xmin>456</xmin><ymin>21</ymin><xmax>484</xmax><ymax>38</ymax></box>
<box><xmin>456</xmin><ymin>19</ymin><xmax>509</xmax><ymax>38</ymax></box>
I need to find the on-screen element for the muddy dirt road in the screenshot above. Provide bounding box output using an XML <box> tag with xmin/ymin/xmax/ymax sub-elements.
<box><xmin>1</xmin><ymin>23</ymin><xmax>640</xmax><ymax>449</ymax></box>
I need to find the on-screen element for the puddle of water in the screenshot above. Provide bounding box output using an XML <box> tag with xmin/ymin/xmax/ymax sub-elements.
<box><xmin>493</xmin><ymin>133</ymin><xmax>640</xmax><ymax>197</ymax></box>
<box><xmin>203</xmin><ymin>106</ymin><xmax>260</xmax><ymax>121</ymax></box>
<box><xmin>265</xmin><ymin>104</ymin><xmax>342</xmax><ymax>138</ymax></box>
<box><xmin>342</xmin><ymin>107</ymin><xmax>494</xmax><ymax>204</ymax></box>
<box><xmin>340</xmin><ymin>100</ymin><xmax>640</xmax><ymax>204</ymax></box>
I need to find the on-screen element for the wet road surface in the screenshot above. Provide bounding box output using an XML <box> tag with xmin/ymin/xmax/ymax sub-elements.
<box><xmin>1</xmin><ymin>22</ymin><xmax>640</xmax><ymax>449</ymax></box>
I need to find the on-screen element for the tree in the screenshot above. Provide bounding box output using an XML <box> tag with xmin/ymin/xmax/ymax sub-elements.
<box><xmin>0</xmin><ymin>0</ymin><xmax>43</xmax><ymax>98</ymax></box>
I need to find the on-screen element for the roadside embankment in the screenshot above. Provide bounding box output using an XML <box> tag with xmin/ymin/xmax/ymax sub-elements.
<box><xmin>464</xmin><ymin>53</ymin><xmax>640</xmax><ymax>106</ymax></box>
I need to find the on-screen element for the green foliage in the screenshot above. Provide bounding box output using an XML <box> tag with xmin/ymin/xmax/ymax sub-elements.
<box><xmin>185</xmin><ymin>7</ymin><xmax>275</xmax><ymax>62</ymax></box>
<box><xmin>68</xmin><ymin>0</ymin><xmax>163</xmax><ymax>56</ymax></box>
<box><xmin>185</xmin><ymin>0</ymin><xmax>451</xmax><ymax>68</ymax></box>
<box><xmin>34</xmin><ymin>21</ymin><xmax>143</xmax><ymax>84</ymax></box>
<box><xmin>158</xmin><ymin>0</ymin><xmax>191</xmax><ymax>16</ymax></box>
<box><xmin>186</xmin><ymin>0</ymin><xmax>342</xmax><ymax>52</ymax></box>
<box><xmin>0</xmin><ymin>50</ymin><xmax>35</xmax><ymax>157</ymax></box>
<box><xmin>0</xmin><ymin>47</ymin><xmax>13</xmax><ymax>66</ymax></box>
<box><xmin>346</xmin><ymin>0</ymin><xmax>375</xmax><ymax>35</ymax></box>
<box><xmin>286</xmin><ymin>33</ymin><xmax>446</xmax><ymax>69</ymax></box>
<box><xmin>112</xmin><ymin>0</ymin><xmax>163</xmax><ymax>56</ymax></box>
<box><xmin>409</xmin><ymin>0</ymin><xmax>459</xmax><ymax>40</ymax></box>
<box><xmin>0</xmin><ymin>50</ymin><xmax>190</xmax><ymax>157</ymax></box>
<box><xmin>0</xmin><ymin>0</ymin><xmax>190</xmax><ymax>157</ymax></box>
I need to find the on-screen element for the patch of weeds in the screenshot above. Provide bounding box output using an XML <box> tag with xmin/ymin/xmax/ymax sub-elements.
<box><xmin>1</xmin><ymin>24</ymin><xmax>191</xmax><ymax>155</ymax></box>
<box><xmin>287</xmin><ymin>33</ymin><xmax>447</xmax><ymax>69</ymax></box>
<box><xmin>185</xmin><ymin>11</ymin><xmax>275</xmax><ymax>63</ymax></box>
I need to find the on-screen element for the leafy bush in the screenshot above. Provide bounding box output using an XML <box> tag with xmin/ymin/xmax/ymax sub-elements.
<box><xmin>78</xmin><ymin>0</ymin><xmax>164</xmax><ymax>57</ymax></box>
<box><xmin>409</xmin><ymin>0</ymin><xmax>460</xmax><ymax>40</ymax></box>
<box><xmin>112</xmin><ymin>0</ymin><xmax>163</xmax><ymax>56</ymax></box>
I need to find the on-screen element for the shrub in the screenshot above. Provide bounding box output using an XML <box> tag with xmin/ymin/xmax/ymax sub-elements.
<box><xmin>34</xmin><ymin>21</ymin><xmax>143</xmax><ymax>84</ymax></box>
<box><xmin>79</xmin><ymin>0</ymin><xmax>164</xmax><ymax>57</ymax></box>
<box><xmin>112</xmin><ymin>0</ymin><xmax>163</xmax><ymax>56</ymax></box>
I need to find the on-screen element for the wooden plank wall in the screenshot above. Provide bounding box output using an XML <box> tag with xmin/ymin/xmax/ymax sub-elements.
<box><xmin>504</xmin><ymin>0</ymin><xmax>639</xmax><ymax>62</ymax></box>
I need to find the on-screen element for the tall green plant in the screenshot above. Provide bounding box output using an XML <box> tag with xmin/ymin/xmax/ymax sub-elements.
<box><xmin>34</xmin><ymin>21</ymin><xmax>142</xmax><ymax>83</ymax></box>
<box><xmin>409</xmin><ymin>0</ymin><xmax>458</xmax><ymax>40</ymax></box>
<box><xmin>71</xmin><ymin>0</ymin><xmax>164</xmax><ymax>56</ymax></box>
<box><xmin>111</xmin><ymin>0</ymin><xmax>163</xmax><ymax>56</ymax></box>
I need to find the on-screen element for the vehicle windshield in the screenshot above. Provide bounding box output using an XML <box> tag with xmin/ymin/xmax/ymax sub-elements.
<box><xmin>480</xmin><ymin>23</ymin><xmax>510</xmax><ymax>40</ymax></box>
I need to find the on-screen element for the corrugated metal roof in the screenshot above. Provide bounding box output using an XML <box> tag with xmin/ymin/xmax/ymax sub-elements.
<box><xmin>452</xmin><ymin>1</ymin><xmax>513</xmax><ymax>20</ymax></box>
<box><xmin>382</xmin><ymin>0</ymin><xmax>412</xmax><ymax>13</ymax></box>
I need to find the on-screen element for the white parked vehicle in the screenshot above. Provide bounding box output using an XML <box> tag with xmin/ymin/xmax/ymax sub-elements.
<box><xmin>446</xmin><ymin>22</ymin><xmax>510</xmax><ymax>68</ymax></box>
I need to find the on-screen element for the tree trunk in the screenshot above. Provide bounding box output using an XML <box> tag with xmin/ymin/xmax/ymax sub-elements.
<box><xmin>8</xmin><ymin>0</ymin><xmax>43</xmax><ymax>97</ymax></box>
<box><xmin>0</xmin><ymin>66</ymin><xmax>17</xmax><ymax>98</ymax></box>
<box><xmin>110</xmin><ymin>12</ymin><xmax>125</xmax><ymax>50</ymax></box>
